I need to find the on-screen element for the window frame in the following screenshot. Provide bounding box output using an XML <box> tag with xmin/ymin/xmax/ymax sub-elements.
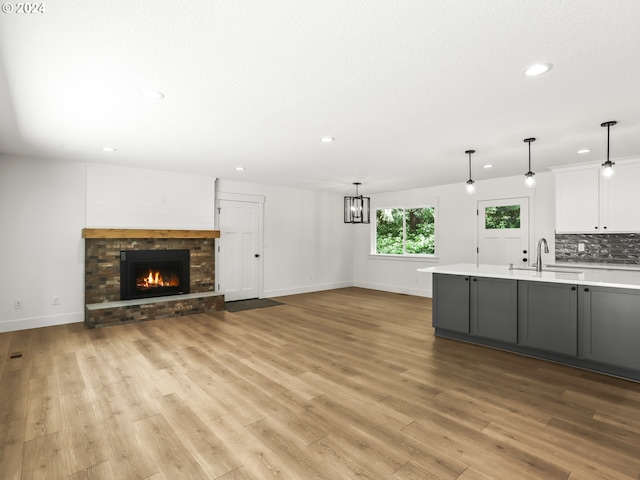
<box><xmin>371</xmin><ymin>202</ymin><xmax>438</xmax><ymax>259</ymax></box>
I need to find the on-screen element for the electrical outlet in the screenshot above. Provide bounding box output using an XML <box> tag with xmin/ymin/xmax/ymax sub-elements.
<box><xmin>578</xmin><ymin>243</ymin><xmax>585</xmax><ymax>252</ymax></box>
<box><xmin>53</xmin><ymin>296</ymin><xmax>60</xmax><ymax>305</ymax></box>
<box><xmin>14</xmin><ymin>300</ymin><xmax>22</xmax><ymax>309</ymax></box>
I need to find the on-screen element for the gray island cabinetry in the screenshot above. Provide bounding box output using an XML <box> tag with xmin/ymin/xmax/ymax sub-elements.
<box><xmin>432</xmin><ymin>273</ymin><xmax>469</xmax><ymax>333</ymax></box>
<box><xmin>518</xmin><ymin>281</ymin><xmax>577</xmax><ymax>356</ymax></box>
<box><xmin>423</xmin><ymin>264</ymin><xmax>640</xmax><ymax>382</ymax></box>
<box><xmin>471</xmin><ymin>276</ymin><xmax>517</xmax><ymax>343</ymax></box>
<box><xmin>433</xmin><ymin>274</ymin><xmax>517</xmax><ymax>343</ymax></box>
<box><xmin>579</xmin><ymin>285</ymin><xmax>640</xmax><ymax>371</ymax></box>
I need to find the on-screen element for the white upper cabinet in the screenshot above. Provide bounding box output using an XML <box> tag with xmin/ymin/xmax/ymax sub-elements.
<box><xmin>601</xmin><ymin>162</ymin><xmax>640</xmax><ymax>232</ymax></box>
<box><xmin>553</xmin><ymin>158</ymin><xmax>640</xmax><ymax>234</ymax></box>
<box><xmin>555</xmin><ymin>167</ymin><xmax>599</xmax><ymax>233</ymax></box>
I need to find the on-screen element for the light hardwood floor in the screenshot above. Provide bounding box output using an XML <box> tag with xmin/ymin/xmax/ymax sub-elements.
<box><xmin>1</xmin><ymin>287</ymin><xmax>640</xmax><ymax>479</ymax></box>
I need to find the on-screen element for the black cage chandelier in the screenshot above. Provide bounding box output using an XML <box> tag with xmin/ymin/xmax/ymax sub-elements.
<box><xmin>344</xmin><ymin>182</ymin><xmax>370</xmax><ymax>224</ymax></box>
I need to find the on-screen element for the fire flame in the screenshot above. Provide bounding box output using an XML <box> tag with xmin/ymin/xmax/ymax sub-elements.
<box><xmin>147</xmin><ymin>270</ymin><xmax>160</xmax><ymax>286</ymax></box>
<box><xmin>137</xmin><ymin>269</ymin><xmax>179</xmax><ymax>289</ymax></box>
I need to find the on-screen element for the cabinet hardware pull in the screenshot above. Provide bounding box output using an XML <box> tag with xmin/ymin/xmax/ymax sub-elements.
<box><xmin>571</xmin><ymin>287</ymin><xmax>576</xmax><ymax>291</ymax></box>
<box><xmin>584</xmin><ymin>287</ymin><xmax>590</xmax><ymax>292</ymax></box>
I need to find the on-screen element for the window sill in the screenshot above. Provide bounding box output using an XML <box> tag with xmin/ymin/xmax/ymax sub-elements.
<box><xmin>368</xmin><ymin>254</ymin><xmax>440</xmax><ymax>263</ymax></box>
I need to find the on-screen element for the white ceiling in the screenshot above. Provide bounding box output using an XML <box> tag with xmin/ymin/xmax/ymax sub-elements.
<box><xmin>1</xmin><ymin>1</ymin><xmax>639</xmax><ymax>194</ymax></box>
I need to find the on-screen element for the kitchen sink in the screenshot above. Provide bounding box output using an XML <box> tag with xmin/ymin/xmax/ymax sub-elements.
<box><xmin>542</xmin><ymin>268</ymin><xmax>583</xmax><ymax>274</ymax></box>
<box><xmin>510</xmin><ymin>266</ymin><xmax>583</xmax><ymax>274</ymax></box>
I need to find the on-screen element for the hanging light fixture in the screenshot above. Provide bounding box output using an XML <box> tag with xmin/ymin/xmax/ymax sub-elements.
<box><xmin>344</xmin><ymin>182</ymin><xmax>370</xmax><ymax>224</ymax></box>
<box><xmin>465</xmin><ymin>150</ymin><xmax>476</xmax><ymax>194</ymax></box>
<box><xmin>600</xmin><ymin>121</ymin><xmax>617</xmax><ymax>179</ymax></box>
<box><xmin>524</xmin><ymin>137</ymin><xmax>536</xmax><ymax>188</ymax></box>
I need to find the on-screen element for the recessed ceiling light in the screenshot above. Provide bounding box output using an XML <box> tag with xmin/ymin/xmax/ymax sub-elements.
<box><xmin>235</xmin><ymin>166</ymin><xmax>245</xmax><ymax>171</ymax></box>
<box><xmin>320</xmin><ymin>136</ymin><xmax>335</xmax><ymax>143</ymax></box>
<box><xmin>101</xmin><ymin>147</ymin><xmax>117</xmax><ymax>152</ymax></box>
<box><xmin>577</xmin><ymin>148</ymin><xmax>591</xmax><ymax>154</ymax></box>
<box><xmin>140</xmin><ymin>88</ymin><xmax>165</xmax><ymax>100</ymax></box>
<box><xmin>483</xmin><ymin>164</ymin><xmax>493</xmax><ymax>169</ymax></box>
<box><xmin>524</xmin><ymin>63</ymin><xmax>552</xmax><ymax>77</ymax></box>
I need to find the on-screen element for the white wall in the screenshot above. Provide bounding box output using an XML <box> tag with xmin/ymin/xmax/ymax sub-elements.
<box><xmin>352</xmin><ymin>172</ymin><xmax>556</xmax><ymax>297</ymax></box>
<box><xmin>86</xmin><ymin>163</ymin><xmax>216</xmax><ymax>229</ymax></box>
<box><xmin>0</xmin><ymin>155</ymin><xmax>86</xmax><ymax>332</ymax></box>
<box><xmin>1</xmin><ymin>153</ymin><xmax>554</xmax><ymax>332</ymax></box>
<box><xmin>0</xmin><ymin>157</ymin><xmax>217</xmax><ymax>333</ymax></box>
<box><xmin>217</xmin><ymin>179</ymin><xmax>354</xmax><ymax>297</ymax></box>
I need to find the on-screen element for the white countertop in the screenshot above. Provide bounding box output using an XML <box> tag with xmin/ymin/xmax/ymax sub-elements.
<box><xmin>418</xmin><ymin>263</ymin><xmax>640</xmax><ymax>290</ymax></box>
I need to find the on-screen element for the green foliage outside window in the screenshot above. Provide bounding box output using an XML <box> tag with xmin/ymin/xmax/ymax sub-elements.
<box><xmin>376</xmin><ymin>208</ymin><xmax>404</xmax><ymax>254</ymax></box>
<box><xmin>485</xmin><ymin>205</ymin><xmax>520</xmax><ymax>229</ymax></box>
<box><xmin>376</xmin><ymin>207</ymin><xmax>435</xmax><ymax>255</ymax></box>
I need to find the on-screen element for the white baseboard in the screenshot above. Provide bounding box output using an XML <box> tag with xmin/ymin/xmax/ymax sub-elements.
<box><xmin>265</xmin><ymin>281</ymin><xmax>432</xmax><ymax>299</ymax></box>
<box><xmin>264</xmin><ymin>281</ymin><xmax>353</xmax><ymax>298</ymax></box>
<box><xmin>353</xmin><ymin>280</ymin><xmax>432</xmax><ymax>298</ymax></box>
<box><xmin>0</xmin><ymin>312</ymin><xmax>84</xmax><ymax>333</ymax></box>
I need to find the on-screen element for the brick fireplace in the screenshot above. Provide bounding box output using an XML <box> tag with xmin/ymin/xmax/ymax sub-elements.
<box><xmin>83</xmin><ymin>229</ymin><xmax>224</xmax><ymax>327</ymax></box>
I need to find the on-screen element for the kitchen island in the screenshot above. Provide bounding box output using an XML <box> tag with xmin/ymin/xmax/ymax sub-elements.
<box><xmin>419</xmin><ymin>264</ymin><xmax>640</xmax><ymax>382</ymax></box>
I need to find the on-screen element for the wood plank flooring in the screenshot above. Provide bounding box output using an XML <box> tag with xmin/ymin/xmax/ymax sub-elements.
<box><xmin>2</xmin><ymin>287</ymin><xmax>640</xmax><ymax>479</ymax></box>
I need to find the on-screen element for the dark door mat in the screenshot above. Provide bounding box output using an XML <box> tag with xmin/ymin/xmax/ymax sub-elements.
<box><xmin>224</xmin><ymin>298</ymin><xmax>283</xmax><ymax>312</ymax></box>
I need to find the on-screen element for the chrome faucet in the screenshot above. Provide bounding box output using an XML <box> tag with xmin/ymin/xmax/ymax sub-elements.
<box><xmin>535</xmin><ymin>237</ymin><xmax>549</xmax><ymax>272</ymax></box>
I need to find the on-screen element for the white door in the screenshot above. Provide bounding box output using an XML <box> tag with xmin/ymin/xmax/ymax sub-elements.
<box><xmin>217</xmin><ymin>198</ymin><xmax>261</xmax><ymax>301</ymax></box>
<box><xmin>478</xmin><ymin>197</ymin><xmax>530</xmax><ymax>267</ymax></box>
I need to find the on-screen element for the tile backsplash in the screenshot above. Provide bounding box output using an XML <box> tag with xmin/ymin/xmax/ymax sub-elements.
<box><xmin>555</xmin><ymin>233</ymin><xmax>640</xmax><ymax>265</ymax></box>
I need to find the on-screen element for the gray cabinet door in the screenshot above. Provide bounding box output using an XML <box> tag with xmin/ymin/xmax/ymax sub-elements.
<box><xmin>518</xmin><ymin>281</ymin><xmax>578</xmax><ymax>356</ymax></box>
<box><xmin>470</xmin><ymin>277</ymin><xmax>517</xmax><ymax>343</ymax></box>
<box><xmin>579</xmin><ymin>286</ymin><xmax>640</xmax><ymax>370</ymax></box>
<box><xmin>433</xmin><ymin>274</ymin><xmax>469</xmax><ymax>333</ymax></box>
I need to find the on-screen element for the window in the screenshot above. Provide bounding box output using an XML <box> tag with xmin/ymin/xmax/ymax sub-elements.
<box><xmin>375</xmin><ymin>206</ymin><xmax>436</xmax><ymax>255</ymax></box>
<box><xmin>485</xmin><ymin>205</ymin><xmax>521</xmax><ymax>229</ymax></box>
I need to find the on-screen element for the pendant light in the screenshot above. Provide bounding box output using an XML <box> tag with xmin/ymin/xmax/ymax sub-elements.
<box><xmin>344</xmin><ymin>182</ymin><xmax>370</xmax><ymax>224</ymax></box>
<box><xmin>465</xmin><ymin>150</ymin><xmax>476</xmax><ymax>194</ymax></box>
<box><xmin>523</xmin><ymin>137</ymin><xmax>536</xmax><ymax>188</ymax></box>
<box><xmin>601</xmin><ymin>121</ymin><xmax>617</xmax><ymax>179</ymax></box>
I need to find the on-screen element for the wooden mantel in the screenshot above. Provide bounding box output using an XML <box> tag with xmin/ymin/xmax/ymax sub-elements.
<box><xmin>82</xmin><ymin>228</ymin><xmax>220</xmax><ymax>239</ymax></box>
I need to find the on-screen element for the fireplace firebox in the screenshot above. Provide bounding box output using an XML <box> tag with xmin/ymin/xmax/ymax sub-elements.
<box><xmin>120</xmin><ymin>249</ymin><xmax>190</xmax><ymax>300</ymax></box>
